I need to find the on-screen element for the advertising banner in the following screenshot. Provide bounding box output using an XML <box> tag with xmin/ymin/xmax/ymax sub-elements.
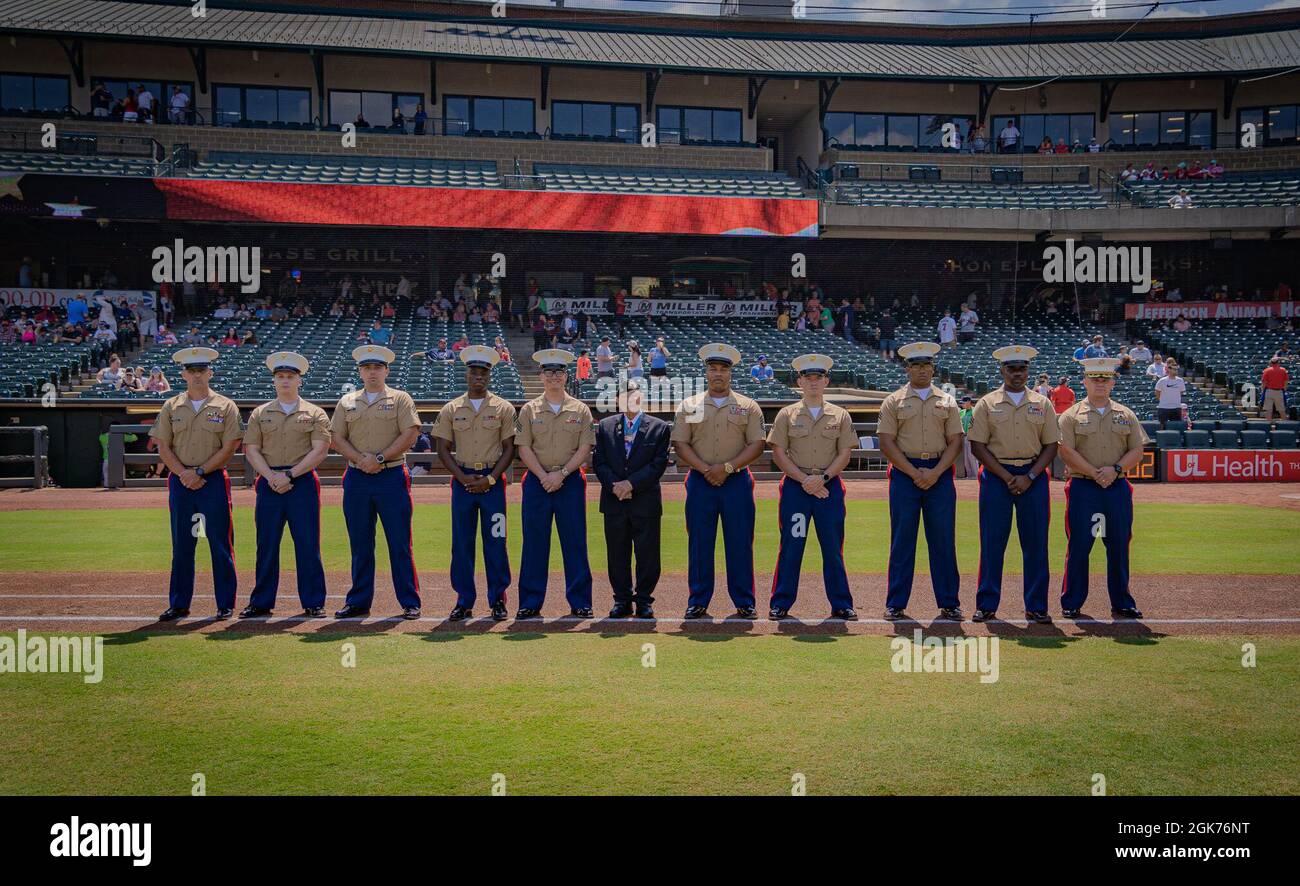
<box><xmin>0</xmin><ymin>288</ymin><xmax>156</xmax><ymax>309</ymax></box>
<box><xmin>545</xmin><ymin>297</ymin><xmax>779</xmax><ymax>317</ymax></box>
<box><xmin>1125</xmin><ymin>301</ymin><xmax>1297</xmax><ymax>320</ymax></box>
<box><xmin>1163</xmin><ymin>449</ymin><xmax>1300</xmax><ymax>482</ymax></box>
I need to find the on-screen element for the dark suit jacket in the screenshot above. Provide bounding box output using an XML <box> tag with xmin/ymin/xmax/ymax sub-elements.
<box><xmin>592</xmin><ymin>412</ymin><xmax>671</xmax><ymax>516</ymax></box>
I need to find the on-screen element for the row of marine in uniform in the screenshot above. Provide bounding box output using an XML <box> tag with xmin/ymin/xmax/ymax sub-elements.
<box><xmin>149</xmin><ymin>340</ymin><xmax>1143</xmax><ymax>623</ymax></box>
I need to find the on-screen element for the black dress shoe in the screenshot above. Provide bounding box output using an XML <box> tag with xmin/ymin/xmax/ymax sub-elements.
<box><xmin>215</xmin><ymin>608</ymin><xmax>234</xmax><ymax>620</ymax></box>
<box><xmin>609</xmin><ymin>602</ymin><xmax>634</xmax><ymax>619</ymax></box>
<box><xmin>884</xmin><ymin>607</ymin><xmax>907</xmax><ymax>621</ymax></box>
<box><xmin>683</xmin><ymin>605</ymin><xmax>709</xmax><ymax>620</ymax></box>
<box><xmin>334</xmin><ymin>604</ymin><xmax>370</xmax><ymax>619</ymax></box>
<box><xmin>769</xmin><ymin>606</ymin><xmax>790</xmax><ymax>620</ymax></box>
<box><xmin>1112</xmin><ymin>607</ymin><xmax>1144</xmax><ymax>619</ymax></box>
<box><xmin>158</xmin><ymin>607</ymin><xmax>189</xmax><ymax>622</ymax></box>
<box><xmin>239</xmin><ymin>605</ymin><xmax>272</xmax><ymax>619</ymax></box>
<box><xmin>302</xmin><ymin>606</ymin><xmax>326</xmax><ymax>618</ymax></box>
<box><xmin>570</xmin><ymin>608</ymin><xmax>594</xmax><ymax>619</ymax></box>
<box><xmin>1061</xmin><ymin>608</ymin><xmax>1084</xmax><ymax>619</ymax></box>
<box><xmin>971</xmin><ymin>609</ymin><xmax>996</xmax><ymax>622</ymax></box>
<box><xmin>516</xmin><ymin>607</ymin><xmax>542</xmax><ymax>619</ymax></box>
<box><xmin>937</xmin><ymin>607</ymin><xmax>964</xmax><ymax>621</ymax></box>
<box><xmin>832</xmin><ymin>607</ymin><xmax>858</xmax><ymax>620</ymax></box>
<box><xmin>733</xmin><ymin>606</ymin><xmax>758</xmax><ymax>620</ymax></box>
<box><xmin>448</xmin><ymin>605</ymin><xmax>472</xmax><ymax>622</ymax></box>
<box><xmin>634</xmin><ymin>603</ymin><xmax>655</xmax><ymax>619</ymax></box>
<box><xmin>1025</xmin><ymin>610</ymin><xmax>1053</xmax><ymax>624</ymax></box>
<box><xmin>401</xmin><ymin>606</ymin><xmax>421</xmax><ymax>620</ymax></box>
<box><xmin>490</xmin><ymin>602</ymin><xmax>508</xmax><ymax>621</ymax></box>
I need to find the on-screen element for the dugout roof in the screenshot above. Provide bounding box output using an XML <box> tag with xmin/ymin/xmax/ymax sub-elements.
<box><xmin>4</xmin><ymin>0</ymin><xmax>1300</xmax><ymax>82</ymax></box>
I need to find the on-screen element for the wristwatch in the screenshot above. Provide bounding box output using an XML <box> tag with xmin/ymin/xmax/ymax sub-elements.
<box><xmin>724</xmin><ymin>462</ymin><xmax>736</xmax><ymax>474</ymax></box>
<box><xmin>561</xmin><ymin>467</ymin><xmax>570</xmax><ymax>478</ymax></box>
<box><xmin>1112</xmin><ymin>463</ymin><xmax>1124</xmax><ymax>475</ymax></box>
<box><xmin>375</xmin><ymin>452</ymin><xmax>386</xmax><ymax>465</ymax></box>
<box><xmin>485</xmin><ymin>474</ymin><xmax>497</xmax><ymax>487</ymax></box>
<box><xmin>1026</xmin><ymin>469</ymin><xmax>1039</xmax><ymax>481</ymax></box>
<box><xmin>194</xmin><ymin>466</ymin><xmax>206</xmax><ymax>478</ymax></box>
<box><xmin>821</xmin><ymin>472</ymin><xmax>833</xmax><ymax>484</ymax></box>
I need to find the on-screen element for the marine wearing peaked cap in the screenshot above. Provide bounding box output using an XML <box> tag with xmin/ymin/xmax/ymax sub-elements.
<box><xmin>897</xmin><ymin>341</ymin><xmax>941</xmax><ymax>364</ymax></box>
<box><xmin>265</xmin><ymin>351</ymin><xmax>309</xmax><ymax>374</ymax></box>
<box><xmin>459</xmin><ymin>345</ymin><xmax>499</xmax><ymax>369</ymax></box>
<box><xmin>993</xmin><ymin>344</ymin><xmax>1038</xmax><ymax>366</ymax></box>
<box><xmin>792</xmin><ymin>353</ymin><xmax>833</xmax><ymax>375</ymax></box>
<box><xmin>352</xmin><ymin>344</ymin><xmax>395</xmax><ymax>366</ymax></box>
<box><xmin>698</xmin><ymin>342</ymin><xmax>742</xmax><ymax>366</ymax></box>
<box><xmin>172</xmin><ymin>346</ymin><xmax>219</xmax><ymax>369</ymax></box>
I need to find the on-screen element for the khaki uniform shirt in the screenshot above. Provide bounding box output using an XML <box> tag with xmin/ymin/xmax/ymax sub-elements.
<box><xmin>876</xmin><ymin>385</ymin><xmax>963</xmax><ymax>458</ymax></box>
<box><xmin>1058</xmin><ymin>399</ymin><xmax>1144</xmax><ymax>479</ymax></box>
<box><xmin>767</xmin><ymin>401</ymin><xmax>857</xmax><ymax>472</ymax></box>
<box><xmin>514</xmin><ymin>394</ymin><xmax>596</xmax><ymax>471</ymax></box>
<box><xmin>330</xmin><ymin>386</ymin><xmax>421</xmax><ymax>468</ymax></box>
<box><xmin>671</xmin><ymin>390</ymin><xmax>765</xmax><ymax>465</ymax></box>
<box><xmin>149</xmin><ymin>391</ymin><xmax>243</xmax><ymax>467</ymax></box>
<box><xmin>968</xmin><ymin>386</ymin><xmax>1060</xmax><ymax>462</ymax></box>
<box><xmin>432</xmin><ymin>392</ymin><xmax>517</xmax><ymax>468</ymax></box>
<box><xmin>244</xmin><ymin>399</ymin><xmax>331</xmax><ymax>467</ymax></box>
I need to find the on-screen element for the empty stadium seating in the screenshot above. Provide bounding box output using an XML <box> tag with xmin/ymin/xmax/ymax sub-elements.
<box><xmin>1121</xmin><ymin>170</ymin><xmax>1300</xmax><ymax>207</ymax></box>
<box><xmin>832</xmin><ymin>181</ymin><xmax>1106</xmax><ymax>210</ymax></box>
<box><xmin>1144</xmin><ymin>320</ymin><xmax>1298</xmax><ymax>415</ymax></box>
<box><xmin>0</xmin><ymin>150</ymin><xmax>155</xmax><ymax>176</ymax></box>
<box><xmin>533</xmin><ymin>164</ymin><xmax>804</xmax><ymax>198</ymax></box>
<box><xmin>0</xmin><ymin>340</ymin><xmax>112</xmax><ymax>398</ymax></box>
<box><xmin>188</xmin><ymin>152</ymin><xmax>502</xmax><ymax>188</ymax></box>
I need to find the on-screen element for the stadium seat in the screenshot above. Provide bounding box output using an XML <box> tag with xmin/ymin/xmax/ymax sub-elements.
<box><xmin>1240</xmin><ymin>430</ymin><xmax>1269</xmax><ymax>448</ymax></box>
<box><xmin>1155</xmin><ymin>430</ymin><xmax>1184</xmax><ymax>449</ymax></box>
<box><xmin>1183</xmin><ymin>429</ymin><xmax>1211</xmax><ymax>448</ymax></box>
<box><xmin>1211</xmin><ymin>430</ymin><xmax>1239</xmax><ymax>449</ymax></box>
<box><xmin>1270</xmin><ymin>430</ymin><xmax>1297</xmax><ymax>449</ymax></box>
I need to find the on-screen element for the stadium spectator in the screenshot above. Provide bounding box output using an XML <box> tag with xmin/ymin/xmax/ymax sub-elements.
<box><xmin>1146</xmin><ymin>354</ymin><xmax>1167</xmax><ymax>379</ymax></box>
<box><xmin>626</xmin><ymin>341</ymin><xmax>644</xmax><ymax>380</ymax></box>
<box><xmin>1173</xmin><ymin>314</ymin><xmax>1192</xmax><ymax>333</ymax></box>
<box><xmin>969</xmin><ymin>123</ymin><xmax>988</xmax><ymax>153</ymax></box>
<box><xmin>135</xmin><ymin>84</ymin><xmax>155</xmax><ymax>123</ymax></box>
<box><xmin>66</xmin><ymin>292</ymin><xmax>89</xmax><ymax>327</ymax></box>
<box><xmin>1155</xmin><ymin>361</ymin><xmax>1187</xmax><ymax>429</ymax></box>
<box><xmin>877</xmin><ymin>310</ymin><xmax>897</xmax><ymax>360</ymax></box>
<box><xmin>613</xmin><ymin>289</ymin><xmax>628</xmax><ymax>337</ymax></box>
<box><xmin>1083</xmin><ymin>336</ymin><xmax>1107</xmax><ymax>358</ymax></box>
<box><xmin>91</xmin><ymin>82</ymin><xmax>112</xmax><ymax>117</ymax></box>
<box><xmin>1087</xmin><ymin>136</ymin><xmax>1101</xmax><ymax>152</ymax></box>
<box><xmin>55</xmin><ymin>320</ymin><xmax>85</xmax><ymax>343</ymax></box>
<box><xmin>94</xmin><ymin>321</ymin><xmax>118</xmax><ymax>345</ymax></box>
<box><xmin>958</xmin><ymin>303</ymin><xmax>978</xmax><ymax>343</ymax></box>
<box><xmin>19</xmin><ymin>322</ymin><xmax>38</xmax><ymax>344</ymax></box>
<box><xmin>937</xmin><ymin>309</ymin><xmax>956</xmax><ymax>348</ymax></box>
<box><xmin>998</xmin><ymin>119</ymin><xmax>1021</xmax><ymax>152</ymax></box>
<box><xmin>181</xmin><ymin>326</ymin><xmax>204</xmax><ymax>346</ymax></box>
<box><xmin>576</xmin><ymin>350</ymin><xmax>592</xmax><ymax>382</ymax></box>
<box><xmin>119</xmin><ymin>366</ymin><xmax>144</xmax><ymax>392</ymax></box>
<box><xmin>1130</xmin><ymin>341</ymin><xmax>1152</xmax><ymax>362</ymax></box>
<box><xmin>596</xmin><ymin>337</ymin><xmax>615</xmax><ymax>379</ymax></box>
<box><xmin>412</xmin><ymin>103</ymin><xmax>428</xmax><ymax>135</ymax></box>
<box><xmin>1035</xmin><ymin>374</ymin><xmax>1053</xmax><ymax>398</ymax></box>
<box><xmin>367</xmin><ymin>320</ymin><xmax>392</xmax><ymax>346</ymax></box>
<box><xmin>957</xmin><ymin>394</ymin><xmax>978</xmax><ymax>478</ymax></box>
<box><xmin>0</xmin><ymin>319</ymin><xmax>14</xmax><ymax>344</ymax></box>
<box><xmin>1168</xmin><ymin>188</ymin><xmax>1194</xmax><ymax>209</ymax></box>
<box><xmin>1117</xmin><ymin>349</ymin><xmax>1133</xmax><ymax>375</ymax></box>
<box><xmin>751</xmin><ymin>355</ymin><xmax>775</xmax><ymax>383</ymax></box>
<box><xmin>145</xmin><ymin>367</ymin><xmax>170</xmax><ymax>393</ymax></box>
<box><xmin>413</xmin><ymin>337</ymin><xmax>454</xmax><ymax>363</ymax></box>
<box><xmin>1050</xmin><ymin>377</ymin><xmax>1076</xmax><ymax>414</ymax></box>
<box><xmin>354</xmin><ymin>112</ymin><xmax>369</xmax><ymax>128</ymax></box>
<box><xmin>1187</xmin><ymin>160</ymin><xmax>1206</xmax><ymax>179</ymax></box>
<box><xmin>1070</xmin><ymin>139</ymin><xmax>1084</xmax><ymax>153</ymax></box>
<box><xmin>96</xmin><ymin>356</ymin><xmax>125</xmax><ymax>387</ymax></box>
<box><xmin>1054</xmin><ymin>138</ymin><xmax>1069</xmax><ymax>154</ymax></box>
<box><xmin>1276</xmin><ymin>280</ymin><xmax>1293</xmax><ymax>300</ymax></box>
<box><xmin>1261</xmin><ymin>357</ymin><xmax>1290</xmax><ymax>420</ymax></box>
<box><xmin>451</xmin><ymin>334</ymin><xmax>470</xmax><ymax>353</ymax></box>
<box><xmin>820</xmin><ymin>304</ymin><xmax>835</xmax><ymax>332</ymax></box>
<box><xmin>168</xmin><ymin>86</ymin><xmax>190</xmax><ymax>123</ymax></box>
<box><xmin>241</xmin><ymin>329</ymin><xmax>258</xmax><ymax>347</ymax></box>
<box><xmin>221</xmin><ymin>328</ymin><xmax>240</xmax><ymax>345</ymax></box>
<box><xmin>649</xmin><ymin>338</ymin><xmax>670</xmax><ymax>377</ymax></box>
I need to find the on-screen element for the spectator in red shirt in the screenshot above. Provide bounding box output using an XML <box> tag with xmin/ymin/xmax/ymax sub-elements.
<box><xmin>1050</xmin><ymin>377</ymin><xmax>1076</xmax><ymax>414</ymax></box>
<box><xmin>1261</xmin><ymin>357</ymin><xmax>1290</xmax><ymax>420</ymax></box>
<box><xmin>1276</xmin><ymin>281</ymin><xmax>1292</xmax><ymax>301</ymax></box>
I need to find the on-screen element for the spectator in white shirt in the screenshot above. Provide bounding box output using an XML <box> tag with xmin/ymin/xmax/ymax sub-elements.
<box><xmin>1129</xmin><ymin>341</ymin><xmax>1153</xmax><ymax>362</ymax></box>
<box><xmin>1145</xmin><ymin>354</ymin><xmax>1167</xmax><ymax>379</ymax></box>
<box><xmin>937</xmin><ymin>309</ymin><xmax>957</xmax><ymax>348</ymax></box>
<box><xmin>168</xmin><ymin>87</ymin><xmax>190</xmax><ymax>124</ymax></box>
<box><xmin>135</xmin><ymin>85</ymin><xmax>155</xmax><ymax>123</ymax></box>
<box><xmin>958</xmin><ymin>305</ymin><xmax>978</xmax><ymax>342</ymax></box>
<box><xmin>1168</xmin><ymin>188</ymin><xmax>1194</xmax><ymax>209</ymax></box>
<box><xmin>998</xmin><ymin>120</ymin><xmax>1021</xmax><ymax>153</ymax></box>
<box><xmin>1154</xmin><ymin>362</ymin><xmax>1187</xmax><ymax>429</ymax></box>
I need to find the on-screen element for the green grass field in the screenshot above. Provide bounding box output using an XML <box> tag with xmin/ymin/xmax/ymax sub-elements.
<box><xmin>2</xmin><ymin>633</ymin><xmax>1297</xmax><ymax>795</ymax></box>
<box><xmin>2</xmin><ymin>498</ymin><xmax>1298</xmax><ymax>795</ymax></box>
<box><xmin>2</xmin><ymin>500</ymin><xmax>1297</xmax><ymax>575</ymax></box>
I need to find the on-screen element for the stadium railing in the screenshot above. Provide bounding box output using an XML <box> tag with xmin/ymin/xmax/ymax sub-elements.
<box><xmin>0</xmin><ymin>426</ymin><xmax>51</xmax><ymax>489</ymax></box>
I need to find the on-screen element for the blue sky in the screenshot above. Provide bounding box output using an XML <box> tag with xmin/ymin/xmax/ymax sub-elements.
<box><xmin>499</xmin><ymin>0</ymin><xmax>1300</xmax><ymax>24</ymax></box>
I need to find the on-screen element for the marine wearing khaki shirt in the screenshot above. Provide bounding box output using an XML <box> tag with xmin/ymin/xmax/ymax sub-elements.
<box><xmin>150</xmin><ymin>391</ymin><xmax>243</xmax><ymax>466</ymax></box>
<box><xmin>767</xmin><ymin>400</ymin><xmax>857</xmax><ymax>471</ymax></box>
<box><xmin>671</xmin><ymin>391</ymin><xmax>765</xmax><ymax>465</ymax></box>
<box><xmin>244</xmin><ymin>399</ymin><xmax>331</xmax><ymax>467</ymax></box>
<box><xmin>432</xmin><ymin>391</ymin><xmax>517</xmax><ymax>468</ymax></box>
<box><xmin>877</xmin><ymin>386</ymin><xmax>964</xmax><ymax>459</ymax></box>
<box><xmin>514</xmin><ymin>393</ymin><xmax>596</xmax><ymax>471</ymax></box>
<box><xmin>967</xmin><ymin>387</ymin><xmax>1060</xmax><ymax>462</ymax></box>
<box><xmin>330</xmin><ymin>386</ymin><xmax>421</xmax><ymax>468</ymax></box>
<box><xmin>1057</xmin><ymin>400</ymin><xmax>1144</xmax><ymax>479</ymax></box>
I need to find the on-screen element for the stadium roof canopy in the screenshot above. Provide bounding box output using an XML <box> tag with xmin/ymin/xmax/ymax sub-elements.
<box><xmin>3</xmin><ymin>0</ymin><xmax>1300</xmax><ymax>82</ymax></box>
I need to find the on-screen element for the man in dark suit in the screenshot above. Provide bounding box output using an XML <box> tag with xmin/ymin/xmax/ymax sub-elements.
<box><xmin>593</xmin><ymin>381</ymin><xmax>671</xmax><ymax>618</ymax></box>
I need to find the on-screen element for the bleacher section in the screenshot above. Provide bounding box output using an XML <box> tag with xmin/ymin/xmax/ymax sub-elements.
<box><xmin>833</xmin><ymin>181</ymin><xmax>1106</xmax><ymax>209</ymax></box>
<box><xmin>1144</xmin><ymin>321</ymin><xmax>1299</xmax><ymax>413</ymax></box>
<box><xmin>0</xmin><ymin>150</ymin><xmax>155</xmax><ymax>177</ymax></box>
<box><xmin>533</xmin><ymin>164</ymin><xmax>804</xmax><ymax>198</ymax></box>
<box><xmin>78</xmin><ymin>308</ymin><xmax>524</xmax><ymax>402</ymax></box>
<box><xmin>1122</xmin><ymin>170</ymin><xmax>1300</xmax><ymax>207</ymax></box>
<box><xmin>188</xmin><ymin>152</ymin><xmax>502</xmax><ymax>188</ymax></box>
<box><xmin>0</xmin><ymin>341</ymin><xmax>113</xmax><ymax>398</ymax></box>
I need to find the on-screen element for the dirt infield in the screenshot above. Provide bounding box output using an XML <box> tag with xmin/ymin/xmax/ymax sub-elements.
<box><xmin>2</xmin><ymin>569</ymin><xmax>1296</xmax><ymax>636</ymax></box>
<box><xmin>4</xmin><ymin>479</ymin><xmax>1300</xmax><ymax>510</ymax></box>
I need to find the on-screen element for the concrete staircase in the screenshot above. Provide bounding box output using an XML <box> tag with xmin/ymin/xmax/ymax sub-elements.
<box><xmin>505</xmin><ymin>327</ymin><xmax>545</xmax><ymax>400</ymax></box>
